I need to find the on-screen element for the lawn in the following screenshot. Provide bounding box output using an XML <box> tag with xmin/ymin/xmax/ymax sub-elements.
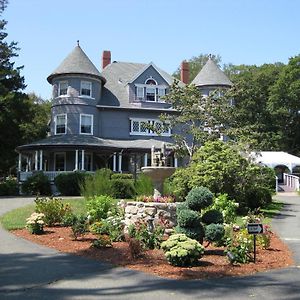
<box><xmin>0</xmin><ymin>197</ymin><xmax>87</xmax><ymax>230</ymax></box>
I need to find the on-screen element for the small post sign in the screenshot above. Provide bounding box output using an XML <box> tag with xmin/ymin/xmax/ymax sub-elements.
<box><xmin>247</xmin><ymin>223</ymin><xmax>264</xmax><ymax>263</ymax></box>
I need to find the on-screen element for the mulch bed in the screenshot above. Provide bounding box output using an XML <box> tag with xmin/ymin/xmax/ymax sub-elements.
<box><xmin>12</xmin><ymin>227</ymin><xmax>294</xmax><ymax>280</ymax></box>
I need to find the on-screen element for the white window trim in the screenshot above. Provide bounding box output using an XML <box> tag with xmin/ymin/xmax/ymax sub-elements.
<box><xmin>129</xmin><ymin>118</ymin><xmax>171</xmax><ymax>137</ymax></box>
<box><xmin>80</xmin><ymin>113</ymin><xmax>94</xmax><ymax>135</ymax></box>
<box><xmin>144</xmin><ymin>77</ymin><xmax>158</xmax><ymax>85</ymax></box>
<box><xmin>58</xmin><ymin>81</ymin><xmax>68</xmax><ymax>97</ymax></box>
<box><xmin>54</xmin><ymin>152</ymin><xmax>66</xmax><ymax>171</ymax></box>
<box><xmin>54</xmin><ymin>114</ymin><xmax>67</xmax><ymax>135</ymax></box>
<box><xmin>134</xmin><ymin>84</ymin><xmax>167</xmax><ymax>103</ymax></box>
<box><xmin>80</xmin><ymin>80</ymin><xmax>93</xmax><ymax>98</ymax></box>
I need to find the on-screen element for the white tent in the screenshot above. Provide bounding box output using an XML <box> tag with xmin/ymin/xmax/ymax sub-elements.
<box><xmin>251</xmin><ymin>151</ymin><xmax>300</xmax><ymax>172</ymax></box>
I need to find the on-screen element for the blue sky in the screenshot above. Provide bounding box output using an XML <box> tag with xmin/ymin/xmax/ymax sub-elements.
<box><xmin>3</xmin><ymin>0</ymin><xmax>300</xmax><ymax>99</ymax></box>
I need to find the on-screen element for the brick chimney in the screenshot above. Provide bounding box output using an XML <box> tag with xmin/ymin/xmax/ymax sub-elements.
<box><xmin>102</xmin><ymin>50</ymin><xmax>111</xmax><ymax>70</ymax></box>
<box><xmin>180</xmin><ymin>61</ymin><xmax>189</xmax><ymax>84</ymax></box>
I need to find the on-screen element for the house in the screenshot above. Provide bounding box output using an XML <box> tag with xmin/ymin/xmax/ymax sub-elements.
<box><xmin>16</xmin><ymin>43</ymin><xmax>232</xmax><ymax>183</ymax></box>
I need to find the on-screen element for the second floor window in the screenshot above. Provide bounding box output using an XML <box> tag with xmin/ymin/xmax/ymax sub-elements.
<box><xmin>80</xmin><ymin>81</ymin><xmax>92</xmax><ymax>97</ymax></box>
<box><xmin>80</xmin><ymin>114</ymin><xmax>93</xmax><ymax>135</ymax></box>
<box><xmin>130</xmin><ymin>118</ymin><xmax>171</xmax><ymax>136</ymax></box>
<box><xmin>59</xmin><ymin>81</ymin><xmax>68</xmax><ymax>96</ymax></box>
<box><xmin>55</xmin><ymin>114</ymin><xmax>67</xmax><ymax>135</ymax></box>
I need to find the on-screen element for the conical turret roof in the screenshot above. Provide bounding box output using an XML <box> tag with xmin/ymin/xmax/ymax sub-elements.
<box><xmin>47</xmin><ymin>43</ymin><xmax>105</xmax><ymax>83</ymax></box>
<box><xmin>191</xmin><ymin>57</ymin><xmax>232</xmax><ymax>87</ymax></box>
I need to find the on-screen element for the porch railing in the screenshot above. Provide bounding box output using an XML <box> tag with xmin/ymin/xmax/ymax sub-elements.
<box><xmin>283</xmin><ymin>173</ymin><xmax>300</xmax><ymax>191</ymax></box>
<box><xmin>19</xmin><ymin>171</ymin><xmax>95</xmax><ymax>182</ymax></box>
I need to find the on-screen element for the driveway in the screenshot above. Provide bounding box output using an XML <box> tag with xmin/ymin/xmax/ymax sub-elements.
<box><xmin>0</xmin><ymin>196</ymin><xmax>300</xmax><ymax>300</ymax></box>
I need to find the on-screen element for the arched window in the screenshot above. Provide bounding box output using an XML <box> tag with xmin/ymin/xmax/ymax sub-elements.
<box><xmin>145</xmin><ymin>77</ymin><xmax>157</xmax><ymax>101</ymax></box>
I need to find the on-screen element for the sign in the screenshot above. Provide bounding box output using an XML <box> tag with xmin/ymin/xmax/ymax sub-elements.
<box><xmin>247</xmin><ymin>223</ymin><xmax>264</xmax><ymax>235</ymax></box>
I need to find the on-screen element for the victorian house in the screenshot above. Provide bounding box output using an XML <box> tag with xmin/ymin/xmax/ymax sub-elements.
<box><xmin>16</xmin><ymin>43</ymin><xmax>232</xmax><ymax>183</ymax></box>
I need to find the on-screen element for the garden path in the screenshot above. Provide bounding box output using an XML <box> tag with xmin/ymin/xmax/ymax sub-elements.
<box><xmin>0</xmin><ymin>196</ymin><xmax>300</xmax><ymax>300</ymax></box>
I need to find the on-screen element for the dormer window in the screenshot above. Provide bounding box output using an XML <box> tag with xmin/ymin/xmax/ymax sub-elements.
<box><xmin>134</xmin><ymin>77</ymin><xmax>167</xmax><ymax>102</ymax></box>
<box><xmin>59</xmin><ymin>81</ymin><xmax>68</xmax><ymax>96</ymax></box>
<box><xmin>80</xmin><ymin>81</ymin><xmax>92</xmax><ymax>97</ymax></box>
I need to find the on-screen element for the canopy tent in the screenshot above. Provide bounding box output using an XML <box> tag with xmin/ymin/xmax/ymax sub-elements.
<box><xmin>251</xmin><ymin>151</ymin><xmax>300</xmax><ymax>172</ymax></box>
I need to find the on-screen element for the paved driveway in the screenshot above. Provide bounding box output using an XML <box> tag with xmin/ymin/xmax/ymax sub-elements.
<box><xmin>1</xmin><ymin>196</ymin><xmax>300</xmax><ymax>300</ymax></box>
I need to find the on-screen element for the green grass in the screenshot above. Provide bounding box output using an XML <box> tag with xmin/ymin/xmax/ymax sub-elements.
<box><xmin>0</xmin><ymin>197</ymin><xmax>87</xmax><ymax>230</ymax></box>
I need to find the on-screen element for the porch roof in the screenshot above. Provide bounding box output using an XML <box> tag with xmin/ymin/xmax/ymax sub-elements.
<box><xmin>16</xmin><ymin>134</ymin><xmax>174</xmax><ymax>152</ymax></box>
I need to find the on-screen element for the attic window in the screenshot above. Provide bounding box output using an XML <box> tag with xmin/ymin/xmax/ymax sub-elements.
<box><xmin>145</xmin><ymin>78</ymin><xmax>157</xmax><ymax>85</ymax></box>
<box><xmin>80</xmin><ymin>81</ymin><xmax>92</xmax><ymax>97</ymax></box>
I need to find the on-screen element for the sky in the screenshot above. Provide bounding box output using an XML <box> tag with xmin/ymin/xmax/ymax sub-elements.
<box><xmin>3</xmin><ymin>0</ymin><xmax>300</xmax><ymax>100</ymax></box>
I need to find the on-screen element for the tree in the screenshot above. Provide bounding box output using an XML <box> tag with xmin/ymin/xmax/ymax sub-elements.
<box><xmin>160</xmin><ymin>80</ymin><xmax>232</xmax><ymax>160</ymax></box>
<box><xmin>225</xmin><ymin>63</ymin><xmax>284</xmax><ymax>150</ymax></box>
<box><xmin>268</xmin><ymin>55</ymin><xmax>300</xmax><ymax>155</ymax></box>
<box><xmin>170</xmin><ymin>140</ymin><xmax>275</xmax><ymax>211</ymax></box>
<box><xmin>173</xmin><ymin>54</ymin><xmax>222</xmax><ymax>83</ymax></box>
<box><xmin>0</xmin><ymin>2</ymin><xmax>50</xmax><ymax>176</ymax></box>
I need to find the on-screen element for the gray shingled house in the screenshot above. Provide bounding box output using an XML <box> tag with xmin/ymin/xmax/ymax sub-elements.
<box><xmin>16</xmin><ymin>44</ymin><xmax>232</xmax><ymax>183</ymax></box>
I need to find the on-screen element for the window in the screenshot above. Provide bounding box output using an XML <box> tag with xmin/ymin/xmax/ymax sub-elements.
<box><xmin>136</xmin><ymin>86</ymin><xmax>144</xmax><ymax>99</ymax></box>
<box><xmin>55</xmin><ymin>114</ymin><xmax>67</xmax><ymax>135</ymax></box>
<box><xmin>134</xmin><ymin>78</ymin><xmax>166</xmax><ymax>102</ymax></box>
<box><xmin>130</xmin><ymin>118</ymin><xmax>171</xmax><ymax>136</ymax></box>
<box><xmin>80</xmin><ymin>81</ymin><xmax>92</xmax><ymax>97</ymax></box>
<box><xmin>54</xmin><ymin>153</ymin><xmax>66</xmax><ymax>171</ymax></box>
<box><xmin>80</xmin><ymin>114</ymin><xmax>93</xmax><ymax>135</ymax></box>
<box><xmin>59</xmin><ymin>81</ymin><xmax>68</xmax><ymax>96</ymax></box>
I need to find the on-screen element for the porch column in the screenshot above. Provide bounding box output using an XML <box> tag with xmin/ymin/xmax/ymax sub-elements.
<box><xmin>113</xmin><ymin>153</ymin><xmax>117</xmax><ymax>172</ymax></box>
<box><xmin>35</xmin><ymin>151</ymin><xmax>38</xmax><ymax>171</ymax></box>
<box><xmin>18</xmin><ymin>153</ymin><xmax>22</xmax><ymax>172</ymax></box>
<box><xmin>26</xmin><ymin>156</ymin><xmax>29</xmax><ymax>172</ymax></box>
<box><xmin>81</xmin><ymin>150</ymin><xmax>85</xmax><ymax>171</ymax></box>
<box><xmin>75</xmin><ymin>150</ymin><xmax>79</xmax><ymax>171</ymax></box>
<box><xmin>144</xmin><ymin>153</ymin><xmax>148</xmax><ymax>167</ymax></box>
<box><xmin>39</xmin><ymin>150</ymin><xmax>43</xmax><ymax>171</ymax></box>
<box><xmin>118</xmin><ymin>153</ymin><xmax>122</xmax><ymax>173</ymax></box>
<box><xmin>174</xmin><ymin>157</ymin><xmax>178</xmax><ymax>168</ymax></box>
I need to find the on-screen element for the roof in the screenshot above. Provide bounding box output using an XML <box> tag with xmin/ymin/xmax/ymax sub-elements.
<box><xmin>251</xmin><ymin>151</ymin><xmax>300</xmax><ymax>171</ymax></box>
<box><xmin>17</xmin><ymin>135</ymin><xmax>174</xmax><ymax>152</ymax></box>
<box><xmin>100</xmin><ymin>61</ymin><xmax>182</xmax><ymax>109</ymax></box>
<box><xmin>191</xmin><ymin>58</ymin><xmax>232</xmax><ymax>87</ymax></box>
<box><xmin>47</xmin><ymin>45</ymin><xmax>105</xmax><ymax>83</ymax></box>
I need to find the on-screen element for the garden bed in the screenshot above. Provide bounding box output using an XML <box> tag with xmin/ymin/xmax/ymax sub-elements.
<box><xmin>12</xmin><ymin>226</ymin><xmax>294</xmax><ymax>280</ymax></box>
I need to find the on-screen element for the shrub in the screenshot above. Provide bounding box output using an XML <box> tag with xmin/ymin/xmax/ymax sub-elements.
<box><xmin>244</xmin><ymin>186</ymin><xmax>272</xmax><ymax>210</ymax></box>
<box><xmin>177</xmin><ymin>209</ymin><xmax>201</xmax><ymax>228</ymax></box>
<box><xmin>201</xmin><ymin>209</ymin><xmax>224</xmax><ymax>225</ymax></box>
<box><xmin>161</xmin><ymin>233</ymin><xmax>204</xmax><ymax>267</ymax></box>
<box><xmin>71</xmin><ymin>215</ymin><xmax>89</xmax><ymax>240</ymax></box>
<box><xmin>185</xmin><ymin>187</ymin><xmax>213</xmax><ymax>211</ymax></box>
<box><xmin>86</xmin><ymin>195</ymin><xmax>115</xmax><ymax>222</ymax></box>
<box><xmin>22</xmin><ymin>172</ymin><xmax>51</xmax><ymax>196</ymax></box>
<box><xmin>90</xmin><ymin>216</ymin><xmax>125</xmax><ymax>242</ymax></box>
<box><xmin>135</xmin><ymin>173</ymin><xmax>153</xmax><ymax>196</ymax></box>
<box><xmin>81</xmin><ymin>168</ymin><xmax>113</xmax><ymax>198</ymax></box>
<box><xmin>205</xmin><ymin>224</ymin><xmax>225</xmax><ymax>243</ymax></box>
<box><xmin>0</xmin><ymin>178</ymin><xmax>18</xmax><ymax>196</ymax></box>
<box><xmin>128</xmin><ymin>219</ymin><xmax>165</xmax><ymax>250</ymax></box>
<box><xmin>26</xmin><ymin>212</ymin><xmax>45</xmax><ymax>234</ymax></box>
<box><xmin>211</xmin><ymin>194</ymin><xmax>238</xmax><ymax>224</ymax></box>
<box><xmin>111</xmin><ymin>178</ymin><xmax>136</xmax><ymax>199</ymax></box>
<box><xmin>175</xmin><ymin>224</ymin><xmax>204</xmax><ymax>242</ymax></box>
<box><xmin>54</xmin><ymin>172</ymin><xmax>88</xmax><ymax>196</ymax></box>
<box><xmin>91</xmin><ymin>234</ymin><xmax>112</xmax><ymax>248</ymax></box>
<box><xmin>166</xmin><ymin>168</ymin><xmax>190</xmax><ymax>201</ymax></box>
<box><xmin>35</xmin><ymin>197</ymin><xmax>71</xmax><ymax>226</ymax></box>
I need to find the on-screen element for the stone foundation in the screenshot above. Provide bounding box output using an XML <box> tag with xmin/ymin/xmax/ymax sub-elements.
<box><xmin>124</xmin><ymin>201</ymin><xmax>178</xmax><ymax>234</ymax></box>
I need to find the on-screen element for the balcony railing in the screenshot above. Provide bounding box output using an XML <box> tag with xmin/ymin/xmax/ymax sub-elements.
<box><xmin>19</xmin><ymin>171</ymin><xmax>95</xmax><ymax>182</ymax></box>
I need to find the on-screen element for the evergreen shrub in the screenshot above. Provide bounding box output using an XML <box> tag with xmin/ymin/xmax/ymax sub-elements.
<box><xmin>161</xmin><ymin>233</ymin><xmax>204</xmax><ymax>267</ymax></box>
<box><xmin>185</xmin><ymin>186</ymin><xmax>213</xmax><ymax>211</ymax></box>
<box><xmin>111</xmin><ymin>178</ymin><xmax>136</xmax><ymax>199</ymax></box>
<box><xmin>54</xmin><ymin>172</ymin><xmax>88</xmax><ymax>196</ymax></box>
<box><xmin>201</xmin><ymin>209</ymin><xmax>224</xmax><ymax>225</ymax></box>
<box><xmin>177</xmin><ymin>209</ymin><xmax>201</xmax><ymax>228</ymax></box>
<box><xmin>204</xmin><ymin>223</ymin><xmax>225</xmax><ymax>243</ymax></box>
<box><xmin>22</xmin><ymin>172</ymin><xmax>51</xmax><ymax>196</ymax></box>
